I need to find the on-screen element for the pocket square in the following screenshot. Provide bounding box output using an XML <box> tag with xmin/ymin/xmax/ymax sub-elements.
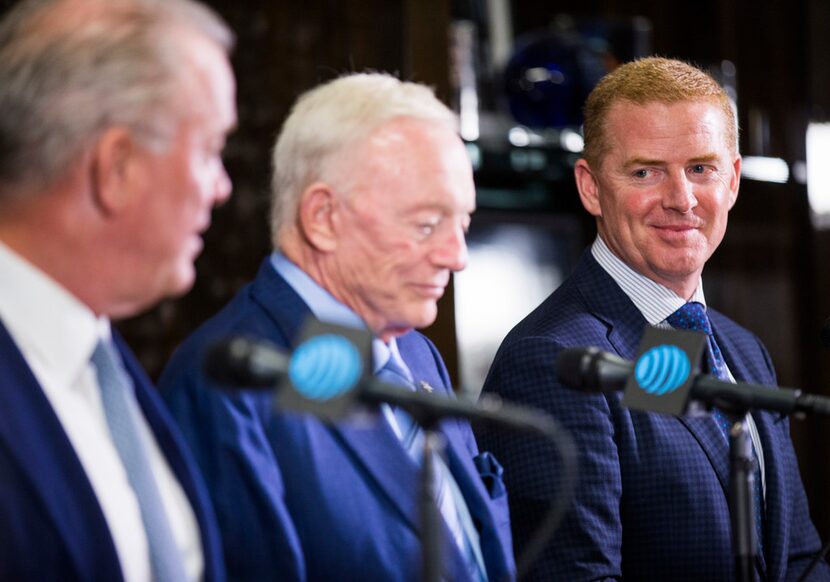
<box><xmin>473</xmin><ymin>450</ymin><xmax>507</xmax><ymax>499</ymax></box>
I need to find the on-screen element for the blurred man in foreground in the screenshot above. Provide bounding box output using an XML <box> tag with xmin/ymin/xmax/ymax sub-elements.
<box><xmin>477</xmin><ymin>57</ymin><xmax>830</xmax><ymax>581</ymax></box>
<box><xmin>0</xmin><ymin>0</ymin><xmax>236</xmax><ymax>579</ymax></box>
<box><xmin>160</xmin><ymin>72</ymin><xmax>515</xmax><ymax>581</ymax></box>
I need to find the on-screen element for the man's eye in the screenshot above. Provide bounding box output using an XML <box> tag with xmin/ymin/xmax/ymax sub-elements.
<box><xmin>632</xmin><ymin>169</ymin><xmax>649</xmax><ymax>179</ymax></box>
<box><xmin>417</xmin><ymin>224</ymin><xmax>436</xmax><ymax>236</ymax></box>
<box><xmin>690</xmin><ymin>164</ymin><xmax>707</xmax><ymax>174</ymax></box>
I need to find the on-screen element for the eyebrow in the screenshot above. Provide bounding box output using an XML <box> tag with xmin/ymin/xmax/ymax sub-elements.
<box><xmin>623</xmin><ymin>153</ymin><xmax>720</xmax><ymax>168</ymax></box>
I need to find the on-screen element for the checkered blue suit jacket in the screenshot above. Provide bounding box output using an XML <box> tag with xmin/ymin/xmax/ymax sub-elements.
<box><xmin>477</xmin><ymin>249</ymin><xmax>829</xmax><ymax>581</ymax></box>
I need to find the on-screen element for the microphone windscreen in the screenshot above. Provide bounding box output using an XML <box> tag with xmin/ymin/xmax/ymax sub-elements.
<box><xmin>556</xmin><ymin>347</ymin><xmax>602</xmax><ymax>391</ymax></box>
<box><xmin>203</xmin><ymin>336</ymin><xmax>287</xmax><ymax>387</ymax></box>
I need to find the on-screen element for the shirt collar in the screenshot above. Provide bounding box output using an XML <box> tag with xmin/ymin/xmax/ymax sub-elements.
<box><xmin>591</xmin><ymin>236</ymin><xmax>706</xmax><ymax>326</ymax></box>
<box><xmin>0</xmin><ymin>241</ymin><xmax>108</xmax><ymax>387</ymax></box>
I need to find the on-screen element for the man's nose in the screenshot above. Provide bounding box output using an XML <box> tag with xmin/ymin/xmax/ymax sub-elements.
<box><xmin>429</xmin><ymin>222</ymin><xmax>468</xmax><ymax>272</ymax></box>
<box><xmin>663</xmin><ymin>170</ymin><xmax>697</xmax><ymax>213</ymax></box>
<box><xmin>213</xmin><ymin>163</ymin><xmax>232</xmax><ymax>206</ymax></box>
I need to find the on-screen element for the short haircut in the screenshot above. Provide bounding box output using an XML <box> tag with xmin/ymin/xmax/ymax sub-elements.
<box><xmin>582</xmin><ymin>56</ymin><xmax>738</xmax><ymax>169</ymax></box>
<box><xmin>0</xmin><ymin>0</ymin><xmax>234</xmax><ymax>193</ymax></box>
<box><xmin>269</xmin><ymin>72</ymin><xmax>458</xmax><ymax>246</ymax></box>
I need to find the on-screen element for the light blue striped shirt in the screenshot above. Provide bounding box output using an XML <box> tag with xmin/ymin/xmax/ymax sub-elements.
<box><xmin>591</xmin><ymin>236</ymin><xmax>705</xmax><ymax>326</ymax></box>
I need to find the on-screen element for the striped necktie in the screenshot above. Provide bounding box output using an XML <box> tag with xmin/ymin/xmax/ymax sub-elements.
<box><xmin>667</xmin><ymin>302</ymin><xmax>764</xmax><ymax>552</ymax></box>
<box><xmin>91</xmin><ymin>339</ymin><xmax>187</xmax><ymax>582</ymax></box>
<box><xmin>377</xmin><ymin>353</ymin><xmax>487</xmax><ymax>581</ymax></box>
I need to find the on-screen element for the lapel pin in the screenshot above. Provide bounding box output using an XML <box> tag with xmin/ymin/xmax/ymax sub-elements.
<box><xmin>419</xmin><ymin>381</ymin><xmax>434</xmax><ymax>393</ymax></box>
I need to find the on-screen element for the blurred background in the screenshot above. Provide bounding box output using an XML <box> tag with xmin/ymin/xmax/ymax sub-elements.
<box><xmin>4</xmin><ymin>0</ymin><xmax>830</xmax><ymax>553</ymax></box>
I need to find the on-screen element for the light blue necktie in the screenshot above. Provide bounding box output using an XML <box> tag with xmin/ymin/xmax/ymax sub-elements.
<box><xmin>91</xmin><ymin>339</ymin><xmax>187</xmax><ymax>582</ymax></box>
<box><xmin>667</xmin><ymin>302</ymin><xmax>764</xmax><ymax>552</ymax></box>
<box><xmin>378</xmin><ymin>354</ymin><xmax>487</xmax><ymax>582</ymax></box>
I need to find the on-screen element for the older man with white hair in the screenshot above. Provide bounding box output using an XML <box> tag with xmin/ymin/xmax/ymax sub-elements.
<box><xmin>160</xmin><ymin>72</ymin><xmax>515</xmax><ymax>582</ymax></box>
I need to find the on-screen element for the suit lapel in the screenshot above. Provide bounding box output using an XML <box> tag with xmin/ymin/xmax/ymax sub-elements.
<box><xmin>575</xmin><ymin>252</ymin><xmax>733</xmax><ymax>497</ymax></box>
<box><xmin>0</xmin><ymin>321</ymin><xmax>122</xmax><ymax>580</ymax></box>
<box><xmin>572</xmin><ymin>251</ymin><xmax>646</xmax><ymax>362</ymax></box>
<box><xmin>331</xmin><ymin>417</ymin><xmax>422</xmax><ymax>531</ymax></box>
<box><xmin>250</xmin><ymin>259</ymin><xmax>310</xmax><ymax>343</ymax></box>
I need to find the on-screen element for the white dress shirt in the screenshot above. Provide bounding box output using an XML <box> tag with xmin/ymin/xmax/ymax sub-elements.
<box><xmin>0</xmin><ymin>242</ymin><xmax>203</xmax><ymax>582</ymax></box>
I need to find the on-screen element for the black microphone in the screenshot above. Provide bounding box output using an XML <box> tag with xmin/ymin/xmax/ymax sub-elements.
<box><xmin>556</xmin><ymin>346</ymin><xmax>830</xmax><ymax>417</ymax></box>
<box><xmin>204</xmin><ymin>336</ymin><xmax>289</xmax><ymax>387</ymax></box>
<box><xmin>205</xmin><ymin>332</ymin><xmax>556</xmax><ymax>433</ymax></box>
<box><xmin>556</xmin><ymin>347</ymin><xmax>632</xmax><ymax>394</ymax></box>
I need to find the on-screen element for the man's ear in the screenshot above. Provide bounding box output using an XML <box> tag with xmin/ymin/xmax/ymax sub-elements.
<box><xmin>90</xmin><ymin>127</ymin><xmax>136</xmax><ymax>215</ymax></box>
<box><xmin>728</xmin><ymin>155</ymin><xmax>741</xmax><ymax>210</ymax></box>
<box><xmin>298</xmin><ymin>182</ymin><xmax>338</xmax><ymax>252</ymax></box>
<box><xmin>574</xmin><ymin>158</ymin><xmax>602</xmax><ymax>218</ymax></box>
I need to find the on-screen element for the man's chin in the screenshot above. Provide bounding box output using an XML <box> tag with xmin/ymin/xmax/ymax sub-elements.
<box><xmin>155</xmin><ymin>266</ymin><xmax>198</xmax><ymax>307</ymax></box>
<box><xmin>410</xmin><ymin>304</ymin><xmax>439</xmax><ymax>330</ymax></box>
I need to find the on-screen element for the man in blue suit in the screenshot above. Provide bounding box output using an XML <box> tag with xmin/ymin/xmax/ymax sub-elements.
<box><xmin>159</xmin><ymin>73</ymin><xmax>515</xmax><ymax>581</ymax></box>
<box><xmin>0</xmin><ymin>0</ymin><xmax>237</xmax><ymax>579</ymax></box>
<box><xmin>477</xmin><ymin>57</ymin><xmax>830</xmax><ymax>581</ymax></box>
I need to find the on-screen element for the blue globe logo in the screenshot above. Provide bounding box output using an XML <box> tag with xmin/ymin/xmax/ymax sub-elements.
<box><xmin>634</xmin><ymin>345</ymin><xmax>691</xmax><ymax>395</ymax></box>
<box><xmin>288</xmin><ymin>335</ymin><xmax>363</xmax><ymax>400</ymax></box>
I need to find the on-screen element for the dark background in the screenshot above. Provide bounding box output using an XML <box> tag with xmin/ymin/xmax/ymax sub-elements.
<box><xmin>4</xmin><ymin>0</ymin><xmax>830</xmax><ymax>556</ymax></box>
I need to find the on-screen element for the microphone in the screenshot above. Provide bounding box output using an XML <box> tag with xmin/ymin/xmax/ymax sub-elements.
<box><xmin>556</xmin><ymin>346</ymin><xmax>632</xmax><ymax>394</ymax></box>
<box><xmin>204</xmin><ymin>325</ymin><xmax>556</xmax><ymax>433</ymax></box>
<box><xmin>556</xmin><ymin>345</ymin><xmax>830</xmax><ymax>417</ymax></box>
<box><xmin>204</xmin><ymin>336</ymin><xmax>290</xmax><ymax>387</ymax></box>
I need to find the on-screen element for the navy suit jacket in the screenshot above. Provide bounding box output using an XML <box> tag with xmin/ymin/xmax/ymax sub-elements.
<box><xmin>0</xmin><ymin>322</ymin><xmax>225</xmax><ymax>581</ymax></box>
<box><xmin>158</xmin><ymin>258</ymin><xmax>515</xmax><ymax>582</ymax></box>
<box><xmin>477</xmin><ymin>250</ymin><xmax>829</xmax><ymax>581</ymax></box>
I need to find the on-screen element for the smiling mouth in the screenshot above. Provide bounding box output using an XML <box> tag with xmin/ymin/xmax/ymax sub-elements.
<box><xmin>653</xmin><ymin>223</ymin><xmax>700</xmax><ymax>232</ymax></box>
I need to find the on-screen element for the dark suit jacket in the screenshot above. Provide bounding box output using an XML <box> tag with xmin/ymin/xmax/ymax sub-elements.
<box><xmin>0</xmin><ymin>322</ymin><xmax>225</xmax><ymax>582</ymax></box>
<box><xmin>476</xmin><ymin>250</ymin><xmax>829</xmax><ymax>581</ymax></box>
<box><xmin>158</xmin><ymin>258</ymin><xmax>515</xmax><ymax>582</ymax></box>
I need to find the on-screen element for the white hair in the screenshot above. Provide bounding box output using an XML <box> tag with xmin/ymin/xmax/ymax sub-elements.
<box><xmin>269</xmin><ymin>72</ymin><xmax>459</xmax><ymax>245</ymax></box>
<box><xmin>0</xmin><ymin>0</ymin><xmax>234</xmax><ymax>193</ymax></box>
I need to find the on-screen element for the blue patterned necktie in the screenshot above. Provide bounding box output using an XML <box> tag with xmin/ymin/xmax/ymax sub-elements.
<box><xmin>377</xmin><ymin>354</ymin><xmax>487</xmax><ymax>582</ymax></box>
<box><xmin>91</xmin><ymin>340</ymin><xmax>187</xmax><ymax>582</ymax></box>
<box><xmin>666</xmin><ymin>302</ymin><xmax>764</xmax><ymax>551</ymax></box>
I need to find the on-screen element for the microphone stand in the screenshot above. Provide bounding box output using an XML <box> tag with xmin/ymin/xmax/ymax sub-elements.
<box><xmin>419</xmin><ymin>426</ymin><xmax>445</xmax><ymax>582</ymax></box>
<box><xmin>727</xmin><ymin>417</ymin><xmax>759</xmax><ymax>582</ymax></box>
<box><xmin>397</xmin><ymin>391</ymin><xmax>578</xmax><ymax>582</ymax></box>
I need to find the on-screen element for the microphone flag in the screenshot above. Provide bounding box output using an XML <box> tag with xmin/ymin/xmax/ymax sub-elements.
<box><xmin>621</xmin><ymin>326</ymin><xmax>708</xmax><ymax>416</ymax></box>
<box><xmin>277</xmin><ymin>318</ymin><xmax>374</xmax><ymax>422</ymax></box>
